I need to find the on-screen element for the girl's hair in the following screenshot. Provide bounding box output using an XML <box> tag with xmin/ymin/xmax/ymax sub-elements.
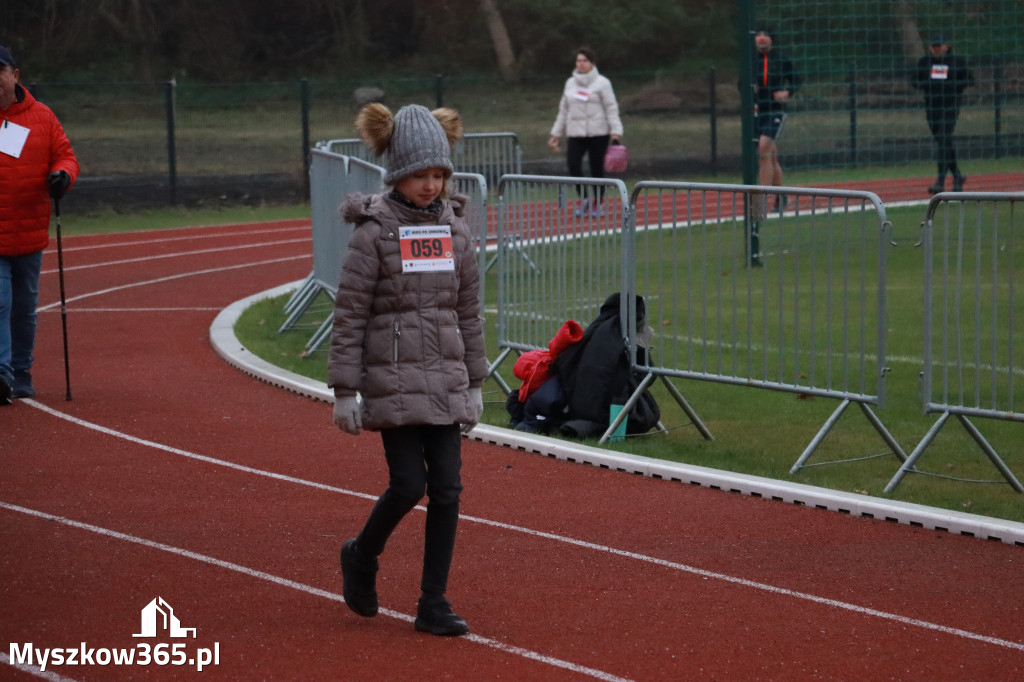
<box><xmin>576</xmin><ymin>47</ymin><xmax>596</xmax><ymax>64</ymax></box>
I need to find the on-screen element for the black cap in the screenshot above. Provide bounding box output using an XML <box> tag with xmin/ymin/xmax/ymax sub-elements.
<box><xmin>930</xmin><ymin>34</ymin><xmax>949</xmax><ymax>46</ymax></box>
<box><xmin>0</xmin><ymin>45</ymin><xmax>15</xmax><ymax>68</ymax></box>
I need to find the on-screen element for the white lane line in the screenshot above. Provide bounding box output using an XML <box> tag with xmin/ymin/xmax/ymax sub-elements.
<box><xmin>42</xmin><ymin>238</ymin><xmax>310</xmax><ymax>274</ymax></box>
<box><xmin>24</xmin><ymin>399</ymin><xmax>1024</xmax><ymax>653</ymax></box>
<box><xmin>0</xmin><ymin>501</ymin><xmax>633</xmax><ymax>682</ymax></box>
<box><xmin>36</xmin><ymin>256</ymin><xmax>309</xmax><ymax>312</ymax></box>
<box><xmin>51</xmin><ymin>225</ymin><xmax>310</xmax><ymax>253</ymax></box>
<box><xmin>1</xmin><ymin>653</ymin><xmax>82</xmax><ymax>682</ymax></box>
<box><xmin>41</xmin><ymin>307</ymin><xmax>223</xmax><ymax>313</ymax></box>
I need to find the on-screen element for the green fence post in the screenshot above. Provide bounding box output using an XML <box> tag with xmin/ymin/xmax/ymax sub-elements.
<box><xmin>709</xmin><ymin>66</ymin><xmax>718</xmax><ymax>175</ymax></box>
<box><xmin>848</xmin><ymin>66</ymin><xmax>857</xmax><ymax>168</ymax></box>
<box><xmin>738</xmin><ymin>0</ymin><xmax>759</xmax><ymax>266</ymax></box>
<box><xmin>301</xmin><ymin>78</ymin><xmax>311</xmax><ymax>198</ymax></box>
<box><xmin>993</xmin><ymin>60</ymin><xmax>1003</xmax><ymax>159</ymax></box>
<box><xmin>165</xmin><ymin>80</ymin><xmax>177</xmax><ymax>206</ymax></box>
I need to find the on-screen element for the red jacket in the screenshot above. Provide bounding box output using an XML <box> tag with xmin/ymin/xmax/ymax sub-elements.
<box><xmin>513</xmin><ymin>320</ymin><xmax>584</xmax><ymax>401</ymax></box>
<box><xmin>0</xmin><ymin>84</ymin><xmax>79</xmax><ymax>256</ymax></box>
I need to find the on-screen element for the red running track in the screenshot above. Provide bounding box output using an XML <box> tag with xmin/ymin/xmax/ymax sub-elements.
<box><xmin>1</xmin><ymin>218</ymin><xmax>1022</xmax><ymax>681</ymax></box>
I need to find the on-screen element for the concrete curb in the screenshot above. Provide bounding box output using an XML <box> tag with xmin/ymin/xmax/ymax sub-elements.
<box><xmin>211</xmin><ymin>281</ymin><xmax>1024</xmax><ymax>547</ymax></box>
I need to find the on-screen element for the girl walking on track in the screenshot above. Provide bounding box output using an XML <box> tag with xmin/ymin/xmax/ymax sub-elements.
<box><xmin>328</xmin><ymin>102</ymin><xmax>487</xmax><ymax>636</ymax></box>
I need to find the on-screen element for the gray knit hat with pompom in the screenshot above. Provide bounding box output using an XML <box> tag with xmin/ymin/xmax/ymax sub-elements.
<box><xmin>387</xmin><ymin>103</ymin><xmax>456</xmax><ymax>183</ymax></box>
<box><xmin>355</xmin><ymin>103</ymin><xmax>463</xmax><ymax>186</ymax></box>
<box><xmin>384</xmin><ymin>105</ymin><xmax>453</xmax><ymax>185</ymax></box>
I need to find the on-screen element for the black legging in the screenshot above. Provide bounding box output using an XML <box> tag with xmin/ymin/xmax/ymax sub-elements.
<box><xmin>566</xmin><ymin>135</ymin><xmax>610</xmax><ymax>200</ymax></box>
<box><xmin>355</xmin><ymin>424</ymin><xmax>463</xmax><ymax>600</ymax></box>
<box><xmin>927</xmin><ymin>106</ymin><xmax>961</xmax><ymax>177</ymax></box>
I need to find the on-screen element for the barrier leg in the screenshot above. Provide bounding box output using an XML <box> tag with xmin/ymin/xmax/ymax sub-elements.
<box><xmin>659</xmin><ymin>375</ymin><xmax>713</xmax><ymax>441</ymax></box>
<box><xmin>958</xmin><ymin>415</ymin><xmax>1024</xmax><ymax>493</ymax></box>
<box><xmin>284</xmin><ymin>273</ymin><xmax>316</xmax><ymax>315</ymax></box>
<box><xmin>884</xmin><ymin>412</ymin><xmax>949</xmax><ymax>493</ymax></box>
<box><xmin>487</xmin><ymin>348</ymin><xmax>514</xmax><ymax>397</ymax></box>
<box><xmin>598</xmin><ymin>373</ymin><xmax>656</xmax><ymax>445</ymax></box>
<box><xmin>858</xmin><ymin>402</ymin><xmax>908</xmax><ymax>463</ymax></box>
<box><xmin>790</xmin><ymin>399</ymin><xmax>851</xmax><ymax>474</ymax></box>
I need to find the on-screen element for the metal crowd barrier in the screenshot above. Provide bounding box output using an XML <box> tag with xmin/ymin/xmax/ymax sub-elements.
<box><xmin>280</xmin><ymin>149</ymin><xmax>351</xmax><ymax>336</ymax></box>
<box><xmin>450</xmin><ymin>172</ymin><xmax>510</xmax><ymax>395</ymax></box>
<box><xmin>450</xmin><ymin>172</ymin><xmax>490</xmax><ymax>312</ymax></box>
<box><xmin>318</xmin><ymin>132</ymin><xmax>522</xmax><ymax>189</ymax></box>
<box><xmin>886</xmin><ymin>192</ymin><xmax>1024</xmax><ymax>493</ymax></box>
<box><xmin>625</xmin><ymin>182</ymin><xmax>905</xmax><ymax>464</ymax></box>
<box><xmin>489</xmin><ymin>174</ymin><xmax>688</xmax><ymax>441</ymax></box>
<box><xmin>316</xmin><ymin>138</ymin><xmax>381</xmax><ymax>164</ymax></box>
<box><xmin>281</xmin><ymin>151</ymin><xmax>385</xmax><ymax>351</ymax></box>
<box><xmin>453</xmin><ymin>132</ymin><xmax>522</xmax><ymax>187</ymax></box>
<box><xmin>493</xmin><ymin>174</ymin><xmax>630</xmax><ymax>356</ymax></box>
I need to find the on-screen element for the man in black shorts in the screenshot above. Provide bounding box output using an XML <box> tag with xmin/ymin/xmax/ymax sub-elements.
<box><xmin>752</xmin><ymin>28</ymin><xmax>800</xmax><ymax>213</ymax></box>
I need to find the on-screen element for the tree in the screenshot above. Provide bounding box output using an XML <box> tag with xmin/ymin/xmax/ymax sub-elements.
<box><xmin>893</xmin><ymin>0</ymin><xmax>923</xmax><ymax>62</ymax></box>
<box><xmin>96</xmin><ymin>0</ymin><xmax>162</xmax><ymax>81</ymax></box>
<box><xmin>479</xmin><ymin>0</ymin><xmax>519</xmax><ymax>81</ymax></box>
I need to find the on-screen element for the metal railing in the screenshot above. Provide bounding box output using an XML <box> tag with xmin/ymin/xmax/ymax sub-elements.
<box><xmin>493</xmin><ymin>175</ymin><xmax>630</xmax><ymax>357</ymax></box>
<box><xmin>453</xmin><ymin>133</ymin><xmax>522</xmax><ymax>187</ymax></box>
<box><xmin>626</xmin><ymin>182</ymin><xmax>906</xmax><ymax>466</ymax></box>
<box><xmin>318</xmin><ymin>132</ymin><xmax>522</xmax><ymax>189</ymax></box>
<box><xmin>886</xmin><ymin>192</ymin><xmax>1024</xmax><ymax>492</ymax></box>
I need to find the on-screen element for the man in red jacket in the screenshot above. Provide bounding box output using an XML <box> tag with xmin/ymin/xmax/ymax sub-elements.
<box><xmin>0</xmin><ymin>45</ymin><xmax>79</xmax><ymax>404</ymax></box>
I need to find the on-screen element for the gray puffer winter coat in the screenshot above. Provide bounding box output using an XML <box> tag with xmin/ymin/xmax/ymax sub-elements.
<box><xmin>328</xmin><ymin>191</ymin><xmax>487</xmax><ymax>430</ymax></box>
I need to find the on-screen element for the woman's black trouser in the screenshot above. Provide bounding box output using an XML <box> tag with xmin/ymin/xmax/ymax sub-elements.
<box><xmin>566</xmin><ymin>135</ymin><xmax>610</xmax><ymax>200</ymax></box>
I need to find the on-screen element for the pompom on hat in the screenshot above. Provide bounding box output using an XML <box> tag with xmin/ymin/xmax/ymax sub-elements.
<box><xmin>356</xmin><ymin>103</ymin><xmax>463</xmax><ymax>185</ymax></box>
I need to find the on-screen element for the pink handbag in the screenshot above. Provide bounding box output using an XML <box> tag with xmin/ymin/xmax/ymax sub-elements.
<box><xmin>603</xmin><ymin>142</ymin><xmax>629</xmax><ymax>173</ymax></box>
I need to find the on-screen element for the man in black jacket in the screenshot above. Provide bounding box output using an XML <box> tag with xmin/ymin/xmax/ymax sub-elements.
<box><xmin>913</xmin><ymin>35</ymin><xmax>975</xmax><ymax>194</ymax></box>
<box><xmin>751</xmin><ymin>28</ymin><xmax>800</xmax><ymax>213</ymax></box>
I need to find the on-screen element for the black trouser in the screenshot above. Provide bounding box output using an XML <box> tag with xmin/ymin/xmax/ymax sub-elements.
<box><xmin>355</xmin><ymin>424</ymin><xmax>463</xmax><ymax>601</ymax></box>
<box><xmin>566</xmin><ymin>135</ymin><xmax>610</xmax><ymax>200</ymax></box>
<box><xmin>927</xmin><ymin>106</ymin><xmax>961</xmax><ymax>178</ymax></box>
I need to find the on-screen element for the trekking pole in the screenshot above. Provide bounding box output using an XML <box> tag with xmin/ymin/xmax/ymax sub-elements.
<box><xmin>54</xmin><ymin>197</ymin><xmax>72</xmax><ymax>400</ymax></box>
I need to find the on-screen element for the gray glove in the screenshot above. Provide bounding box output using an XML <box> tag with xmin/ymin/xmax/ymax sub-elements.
<box><xmin>462</xmin><ymin>387</ymin><xmax>484</xmax><ymax>432</ymax></box>
<box><xmin>333</xmin><ymin>395</ymin><xmax>362</xmax><ymax>435</ymax></box>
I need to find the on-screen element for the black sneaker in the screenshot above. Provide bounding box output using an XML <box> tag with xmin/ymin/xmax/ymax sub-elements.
<box><xmin>11</xmin><ymin>370</ymin><xmax>35</xmax><ymax>399</ymax></box>
<box><xmin>927</xmin><ymin>181</ymin><xmax>944</xmax><ymax>195</ymax></box>
<box><xmin>414</xmin><ymin>597</ymin><xmax>470</xmax><ymax>636</ymax></box>
<box><xmin>340</xmin><ymin>539</ymin><xmax>379</xmax><ymax>617</ymax></box>
<box><xmin>952</xmin><ymin>173</ymin><xmax>966</xmax><ymax>192</ymax></box>
<box><xmin>0</xmin><ymin>375</ymin><xmax>11</xmax><ymax>406</ymax></box>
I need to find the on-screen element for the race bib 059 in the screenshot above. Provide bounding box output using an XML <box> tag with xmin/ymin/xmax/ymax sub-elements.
<box><xmin>400</xmin><ymin>225</ymin><xmax>455</xmax><ymax>273</ymax></box>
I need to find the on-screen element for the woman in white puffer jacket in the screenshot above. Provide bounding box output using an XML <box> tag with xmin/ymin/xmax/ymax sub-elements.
<box><xmin>547</xmin><ymin>47</ymin><xmax>623</xmax><ymax>216</ymax></box>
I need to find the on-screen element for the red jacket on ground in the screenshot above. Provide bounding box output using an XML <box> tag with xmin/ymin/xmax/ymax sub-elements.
<box><xmin>513</xmin><ymin>319</ymin><xmax>584</xmax><ymax>401</ymax></box>
<box><xmin>0</xmin><ymin>84</ymin><xmax>79</xmax><ymax>256</ymax></box>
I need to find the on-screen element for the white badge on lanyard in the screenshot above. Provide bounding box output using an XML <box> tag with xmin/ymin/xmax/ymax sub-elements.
<box><xmin>0</xmin><ymin>120</ymin><xmax>30</xmax><ymax>159</ymax></box>
<box><xmin>400</xmin><ymin>225</ymin><xmax>455</xmax><ymax>273</ymax></box>
<box><xmin>931</xmin><ymin>65</ymin><xmax>949</xmax><ymax>80</ymax></box>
